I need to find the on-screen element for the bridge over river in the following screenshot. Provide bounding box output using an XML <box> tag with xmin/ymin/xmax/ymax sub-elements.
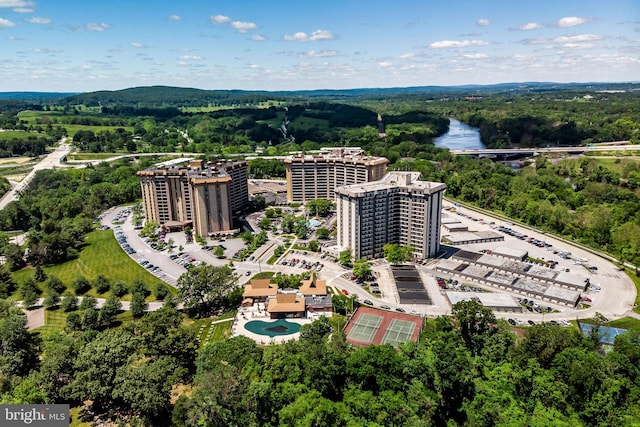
<box><xmin>450</xmin><ymin>142</ymin><xmax>638</xmax><ymax>159</ymax></box>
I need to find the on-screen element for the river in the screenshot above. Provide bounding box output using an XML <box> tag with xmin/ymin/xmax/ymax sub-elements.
<box><xmin>434</xmin><ymin>118</ymin><xmax>485</xmax><ymax>150</ymax></box>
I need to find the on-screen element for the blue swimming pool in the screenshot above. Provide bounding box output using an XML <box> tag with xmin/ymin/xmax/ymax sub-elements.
<box><xmin>308</xmin><ymin>219</ymin><xmax>320</xmax><ymax>227</ymax></box>
<box><xmin>245</xmin><ymin>319</ymin><xmax>301</xmax><ymax>337</ymax></box>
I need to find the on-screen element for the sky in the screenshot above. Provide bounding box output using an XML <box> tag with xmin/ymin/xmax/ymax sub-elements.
<box><xmin>0</xmin><ymin>0</ymin><xmax>639</xmax><ymax>92</ymax></box>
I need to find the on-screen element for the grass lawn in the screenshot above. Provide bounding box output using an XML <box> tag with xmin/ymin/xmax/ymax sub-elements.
<box><xmin>605</xmin><ymin>317</ymin><xmax>640</xmax><ymax>331</ymax></box>
<box><xmin>186</xmin><ymin>310</ymin><xmax>237</xmax><ymax>348</ymax></box>
<box><xmin>62</xmin><ymin>124</ymin><xmax>135</xmax><ymax>137</ymax></box>
<box><xmin>251</xmin><ymin>271</ymin><xmax>275</xmax><ymax>280</ymax></box>
<box><xmin>0</xmin><ymin>130</ymin><xmax>45</xmax><ymax>140</ymax></box>
<box><xmin>66</xmin><ymin>152</ymin><xmax>125</xmax><ymax>160</ymax></box>
<box><xmin>69</xmin><ymin>406</ymin><xmax>91</xmax><ymax>427</ymax></box>
<box><xmin>11</xmin><ymin>230</ymin><xmax>172</xmax><ymax>301</ymax></box>
<box><xmin>626</xmin><ymin>270</ymin><xmax>640</xmax><ymax>314</ymax></box>
<box><xmin>30</xmin><ymin>307</ymin><xmax>69</xmax><ymax>336</ymax></box>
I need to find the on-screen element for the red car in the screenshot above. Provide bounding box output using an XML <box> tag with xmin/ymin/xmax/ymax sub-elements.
<box><xmin>582</xmin><ymin>296</ymin><xmax>592</xmax><ymax>302</ymax></box>
<box><xmin>342</xmin><ymin>289</ymin><xmax>349</xmax><ymax>295</ymax></box>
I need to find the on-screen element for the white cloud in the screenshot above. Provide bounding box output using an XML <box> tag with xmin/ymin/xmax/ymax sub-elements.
<box><xmin>462</xmin><ymin>53</ymin><xmax>489</xmax><ymax>59</ymax></box>
<box><xmin>251</xmin><ymin>35</ymin><xmax>266</xmax><ymax>41</ymax></box>
<box><xmin>231</xmin><ymin>20</ymin><xmax>257</xmax><ymax>33</ymax></box>
<box><xmin>130</xmin><ymin>42</ymin><xmax>148</xmax><ymax>48</ymax></box>
<box><xmin>284</xmin><ymin>29</ymin><xmax>334</xmax><ymax>42</ymax></box>
<box><xmin>518</xmin><ymin>22</ymin><xmax>540</xmax><ymax>31</ymax></box>
<box><xmin>26</xmin><ymin>17</ymin><xmax>51</xmax><ymax>24</ymax></box>
<box><xmin>378</xmin><ymin>61</ymin><xmax>392</xmax><ymax>68</ymax></box>
<box><xmin>398</xmin><ymin>52</ymin><xmax>414</xmax><ymax>59</ymax></box>
<box><xmin>562</xmin><ymin>43</ymin><xmax>595</xmax><ymax>49</ymax></box>
<box><xmin>0</xmin><ymin>0</ymin><xmax>34</xmax><ymax>12</ymax></box>
<box><xmin>86</xmin><ymin>22</ymin><xmax>109</xmax><ymax>31</ymax></box>
<box><xmin>477</xmin><ymin>19</ymin><xmax>491</xmax><ymax>26</ymax></box>
<box><xmin>0</xmin><ymin>17</ymin><xmax>15</xmax><ymax>28</ymax></box>
<box><xmin>211</xmin><ymin>14</ymin><xmax>257</xmax><ymax>33</ymax></box>
<box><xmin>284</xmin><ymin>32</ymin><xmax>307</xmax><ymax>41</ymax></box>
<box><xmin>553</xmin><ymin>34</ymin><xmax>602</xmax><ymax>43</ymax></box>
<box><xmin>33</xmin><ymin>47</ymin><xmax>61</xmax><ymax>53</ymax></box>
<box><xmin>429</xmin><ymin>39</ymin><xmax>489</xmax><ymax>49</ymax></box>
<box><xmin>211</xmin><ymin>15</ymin><xmax>230</xmax><ymax>24</ymax></box>
<box><xmin>300</xmin><ymin>49</ymin><xmax>337</xmax><ymax>58</ymax></box>
<box><xmin>558</xmin><ymin>16</ymin><xmax>589</xmax><ymax>27</ymax></box>
<box><xmin>179</xmin><ymin>55</ymin><xmax>203</xmax><ymax>60</ymax></box>
<box><xmin>168</xmin><ymin>15</ymin><xmax>180</xmax><ymax>21</ymax></box>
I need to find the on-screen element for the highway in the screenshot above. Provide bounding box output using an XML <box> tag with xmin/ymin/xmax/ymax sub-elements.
<box><xmin>0</xmin><ymin>138</ymin><xmax>72</xmax><ymax>211</ymax></box>
<box><xmin>450</xmin><ymin>142</ymin><xmax>639</xmax><ymax>156</ymax></box>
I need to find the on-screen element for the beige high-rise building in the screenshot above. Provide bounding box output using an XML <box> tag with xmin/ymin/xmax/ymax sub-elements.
<box><xmin>137</xmin><ymin>159</ymin><xmax>248</xmax><ymax>236</ymax></box>
<box><xmin>335</xmin><ymin>172</ymin><xmax>445</xmax><ymax>260</ymax></box>
<box><xmin>284</xmin><ymin>147</ymin><xmax>388</xmax><ymax>202</ymax></box>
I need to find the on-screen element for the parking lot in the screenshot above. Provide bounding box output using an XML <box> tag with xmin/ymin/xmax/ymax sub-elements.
<box><xmin>100</xmin><ymin>200</ymin><xmax>636</xmax><ymax>324</ymax></box>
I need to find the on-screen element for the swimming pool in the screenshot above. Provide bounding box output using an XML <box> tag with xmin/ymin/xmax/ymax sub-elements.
<box><xmin>244</xmin><ymin>319</ymin><xmax>302</xmax><ymax>337</ymax></box>
<box><xmin>308</xmin><ymin>219</ymin><xmax>320</xmax><ymax>227</ymax></box>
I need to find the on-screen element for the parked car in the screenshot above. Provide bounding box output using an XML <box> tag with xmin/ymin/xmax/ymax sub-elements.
<box><xmin>341</xmin><ymin>289</ymin><xmax>349</xmax><ymax>295</ymax></box>
<box><xmin>362</xmin><ymin>299</ymin><xmax>373</xmax><ymax>306</ymax></box>
<box><xmin>380</xmin><ymin>305</ymin><xmax>391</xmax><ymax>310</ymax></box>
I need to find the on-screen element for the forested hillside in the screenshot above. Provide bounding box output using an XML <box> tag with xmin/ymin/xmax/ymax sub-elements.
<box><xmin>1</xmin><ymin>301</ymin><xmax>638</xmax><ymax>426</ymax></box>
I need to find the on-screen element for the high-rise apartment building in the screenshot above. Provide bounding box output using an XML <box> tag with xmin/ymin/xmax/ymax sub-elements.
<box><xmin>284</xmin><ymin>147</ymin><xmax>388</xmax><ymax>202</ymax></box>
<box><xmin>335</xmin><ymin>172</ymin><xmax>445</xmax><ymax>260</ymax></box>
<box><xmin>137</xmin><ymin>159</ymin><xmax>248</xmax><ymax>236</ymax></box>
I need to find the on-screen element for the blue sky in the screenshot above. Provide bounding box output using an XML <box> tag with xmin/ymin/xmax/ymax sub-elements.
<box><xmin>0</xmin><ymin>0</ymin><xmax>638</xmax><ymax>92</ymax></box>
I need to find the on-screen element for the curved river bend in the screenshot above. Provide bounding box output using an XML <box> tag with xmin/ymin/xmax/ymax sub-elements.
<box><xmin>434</xmin><ymin>118</ymin><xmax>485</xmax><ymax>150</ymax></box>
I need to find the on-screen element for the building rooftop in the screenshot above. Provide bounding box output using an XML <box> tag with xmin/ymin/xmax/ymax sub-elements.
<box><xmin>243</xmin><ymin>279</ymin><xmax>279</xmax><ymax>298</ymax></box>
<box><xmin>285</xmin><ymin>147</ymin><xmax>388</xmax><ymax>166</ymax></box>
<box><xmin>335</xmin><ymin>171</ymin><xmax>446</xmax><ymax>197</ymax></box>
<box><xmin>266</xmin><ymin>293</ymin><xmax>306</xmax><ymax>313</ymax></box>
<box><xmin>446</xmin><ymin>291</ymin><xmax>521</xmax><ymax>310</ymax></box>
<box><xmin>299</xmin><ymin>275</ymin><xmax>328</xmax><ymax>296</ymax></box>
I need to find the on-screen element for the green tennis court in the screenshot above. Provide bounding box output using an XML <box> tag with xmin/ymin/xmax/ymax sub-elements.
<box><xmin>347</xmin><ymin>313</ymin><xmax>383</xmax><ymax>343</ymax></box>
<box><xmin>381</xmin><ymin>319</ymin><xmax>416</xmax><ymax>347</ymax></box>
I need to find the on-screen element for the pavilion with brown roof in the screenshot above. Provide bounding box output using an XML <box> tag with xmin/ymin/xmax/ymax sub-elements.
<box><xmin>243</xmin><ymin>279</ymin><xmax>279</xmax><ymax>302</ymax></box>
<box><xmin>299</xmin><ymin>275</ymin><xmax>327</xmax><ymax>296</ymax></box>
<box><xmin>266</xmin><ymin>293</ymin><xmax>306</xmax><ymax>319</ymax></box>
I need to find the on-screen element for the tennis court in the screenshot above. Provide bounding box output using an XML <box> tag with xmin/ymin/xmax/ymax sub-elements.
<box><xmin>347</xmin><ymin>313</ymin><xmax>383</xmax><ymax>343</ymax></box>
<box><xmin>579</xmin><ymin>323</ymin><xmax>628</xmax><ymax>345</ymax></box>
<box><xmin>381</xmin><ymin>319</ymin><xmax>416</xmax><ymax>347</ymax></box>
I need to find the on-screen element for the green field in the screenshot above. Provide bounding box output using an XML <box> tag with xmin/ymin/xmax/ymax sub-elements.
<box><xmin>17</xmin><ymin>110</ymin><xmax>134</xmax><ymax>137</ymax></box>
<box><xmin>0</xmin><ymin>130</ymin><xmax>45</xmax><ymax>141</ymax></box>
<box><xmin>188</xmin><ymin>310</ymin><xmax>237</xmax><ymax>348</ymax></box>
<box><xmin>66</xmin><ymin>152</ymin><xmax>127</xmax><ymax>160</ymax></box>
<box><xmin>626</xmin><ymin>270</ymin><xmax>640</xmax><ymax>314</ymax></box>
<box><xmin>61</xmin><ymin>124</ymin><xmax>135</xmax><ymax>137</ymax></box>
<box><xmin>605</xmin><ymin>316</ymin><xmax>640</xmax><ymax>331</ymax></box>
<box><xmin>12</xmin><ymin>230</ymin><xmax>172</xmax><ymax>301</ymax></box>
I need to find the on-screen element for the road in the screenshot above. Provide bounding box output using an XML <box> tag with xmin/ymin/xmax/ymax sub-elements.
<box><xmin>0</xmin><ymin>138</ymin><xmax>72</xmax><ymax>211</ymax></box>
<box><xmin>450</xmin><ymin>142</ymin><xmax>638</xmax><ymax>156</ymax></box>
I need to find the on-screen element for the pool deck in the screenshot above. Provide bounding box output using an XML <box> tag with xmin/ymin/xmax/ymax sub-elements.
<box><xmin>230</xmin><ymin>303</ymin><xmax>315</xmax><ymax>345</ymax></box>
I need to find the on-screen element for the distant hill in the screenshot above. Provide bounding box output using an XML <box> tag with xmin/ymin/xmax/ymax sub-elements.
<box><xmin>1</xmin><ymin>82</ymin><xmax>638</xmax><ymax>107</ymax></box>
<box><xmin>0</xmin><ymin>92</ymin><xmax>77</xmax><ymax>102</ymax></box>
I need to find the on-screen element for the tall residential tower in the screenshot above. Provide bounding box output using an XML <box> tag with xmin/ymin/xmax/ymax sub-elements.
<box><xmin>335</xmin><ymin>172</ymin><xmax>445</xmax><ymax>260</ymax></box>
<box><xmin>284</xmin><ymin>147</ymin><xmax>388</xmax><ymax>202</ymax></box>
<box><xmin>137</xmin><ymin>159</ymin><xmax>248</xmax><ymax>236</ymax></box>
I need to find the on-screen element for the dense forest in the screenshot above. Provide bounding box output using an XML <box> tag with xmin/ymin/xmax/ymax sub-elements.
<box><xmin>1</xmin><ymin>300</ymin><xmax>639</xmax><ymax>426</ymax></box>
